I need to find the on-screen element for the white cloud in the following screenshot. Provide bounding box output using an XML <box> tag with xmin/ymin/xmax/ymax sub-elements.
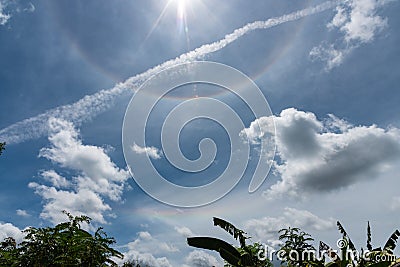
<box><xmin>124</xmin><ymin>230</ymin><xmax>179</xmax><ymax>259</ymax></box>
<box><xmin>16</xmin><ymin>209</ymin><xmax>30</xmax><ymax>217</ymax></box>
<box><xmin>175</xmin><ymin>226</ymin><xmax>194</xmax><ymax>237</ymax></box>
<box><xmin>40</xmin><ymin>170</ymin><xmax>71</xmax><ymax>188</ymax></box>
<box><xmin>118</xmin><ymin>250</ymin><xmax>173</xmax><ymax>267</ymax></box>
<box><xmin>0</xmin><ymin>1</ymin><xmax>337</xmax><ymax>144</ymax></box>
<box><xmin>30</xmin><ymin>118</ymin><xmax>130</xmax><ymax>225</ymax></box>
<box><xmin>244</xmin><ymin>207</ymin><xmax>335</xmax><ymax>248</ymax></box>
<box><xmin>39</xmin><ymin>118</ymin><xmax>129</xmax><ymax>201</ymax></box>
<box><xmin>243</xmin><ymin>108</ymin><xmax>400</xmax><ymax>200</ymax></box>
<box><xmin>310</xmin><ymin>0</ymin><xmax>390</xmax><ymax>70</ymax></box>
<box><xmin>132</xmin><ymin>143</ymin><xmax>162</xmax><ymax>159</ymax></box>
<box><xmin>310</xmin><ymin>43</ymin><xmax>347</xmax><ymax>71</ymax></box>
<box><xmin>240</xmin><ymin>115</ymin><xmax>276</xmax><ymax>145</ymax></box>
<box><xmin>138</xmin><ymin>231</ymin><xmax>153</xmax><ymax>241</ymax></box>
<box><xmin>28</xmin><ymin>183</ymin><xmax>111</xmax><ymax>225</ymax></box>
<box><xmin>0</xmin><ymin>0</ymin><xmax>35</xmax><ymax>26</ymax></box>
<box><xmin>114</xmin><ymin>230</ymin><xmax>182</xmax><ymax>267</ymax></box>
<box><xmin>0</xmin><ymin>222</ymin><xmax>25</xmax><ymax>243</ymax></box>
<box><xmin>23</xmin><ymin>2</ymin><xmax>35</xmax><ymax>13</ymax></box>
<box><xmin>283</xmin><ymin>208</ymin><xmax>335</xmax><ymax>231</ymax></box>
<box><xmin>184</xmin><ymin>250</ymin><xmax>221</xmax><ymax>267</ymax></box>
<box><xmin>331</xmin><ymin>0</ymin><xmax>387</xmax><ymax>43</ymax></box>
<box><xmin>0</xmin><ymin>1</ymin><xmax>10</xmax><ymax>25</ymax></box>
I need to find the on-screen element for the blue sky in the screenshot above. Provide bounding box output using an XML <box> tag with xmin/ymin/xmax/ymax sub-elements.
<box><xmin>1</xmin><ymin>0</ymin><xmax>400</xmax><ymax>266</ymax></box>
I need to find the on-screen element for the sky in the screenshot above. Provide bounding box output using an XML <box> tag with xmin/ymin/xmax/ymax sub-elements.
<box><xmin>0</xmin><ymin>0</ymin><xmax>400</xmax><ymax>266</ymax></box>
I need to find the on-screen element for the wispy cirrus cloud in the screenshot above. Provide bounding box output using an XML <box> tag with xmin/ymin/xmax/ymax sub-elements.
<box><xmin>0</xmin><ymin>0</ymin><xmax>35</xmax><ymax>26</ymax></box>
<box><xmin>0</xmin><ymin>1</ymin><xmax>11</xmax><ymax>25</ymax></box>
<box><xmin>0</xmin><ymin>0</ymin><xmax>338</xmax><ymax>145</ymax></box>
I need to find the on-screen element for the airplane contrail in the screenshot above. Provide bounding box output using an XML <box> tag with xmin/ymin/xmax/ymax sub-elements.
<box><xmin>0</xmin><ymin>0</ymin><xmax>338</xmax><ymax>144</ymax></box>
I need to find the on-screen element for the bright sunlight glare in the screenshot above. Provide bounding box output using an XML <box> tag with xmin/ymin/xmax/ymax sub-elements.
<box><xmin>177</xmin><ymin>0</ymin><xmax>187</xmax><ymax>20</ymax></box>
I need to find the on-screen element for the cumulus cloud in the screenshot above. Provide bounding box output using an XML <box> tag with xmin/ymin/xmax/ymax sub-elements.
<box><xmin>126</xmin><ymin>231</ymin><xmax>179</xmax><ymax>254</ymax></box>
<box><xmin>282</xmin><ymin>208</ymin><xmax>335</xmax><ymax>231</ymax></box>
<box><xmin>310</xmin><ymin>0</ymin><xmax>390</xmax><ymax>70</ymax></box>
<box><xmin>0</xmin><ymin>222</ymin><xmax>25</xmax><ymax>243</ymax></box>
<box><xmin>30</xmin><ymin>118</ymin><xmax>130</xmax><ymax>225</ymax></box>
<box><xmin>118</xmin><ymin>250</ymin><xmax>172</xmax><ymax>267</ymax></box>
<box><xmin>40</xmin><ymin>170</ymin><xmax>71</xmax><ymax>188</ymax></box>
<box><xmin>114</xmin><ymin>230</ymin><xmax>183</xmax><ymax>267</ymax></box>
<box><xmin>132</xmin><ymin>143</ymin><xmax>162</xmax><ymax>159</ymax></box>
<box><xmin>243</xmin><ymin>108</ymin><xmax>400</xmax><ymax>199</ymax></box>
<box><xmin>138</xmin><ymin>231</ymin><xmax>153</xmax><ymax>240</ymax></box>
<box><xmin>28</xmin><ymin>184</ymin><xmax>112</xmax><ymax>225</ymax></box>
<box><xmin>39</xmin><ymin>118</ymin><xmax>129</xmax><ymax>201</ymax></box>
<box><xmin>184</xmin><ymin>250</ymin><xmax>221</xmax><ymax>267</ymax></box>
<box><xmin>329</xmin><ymin>0</ymin><xmax>387</xmax><ymax>43</ymax></box>
<box><xmin>175</xmin><ymin>226</ymin><xmax>194</xmax><ymax>237</ymax></box>
<box><xmin>0</xmin><ymin>0</ymin><xmax>337</xmax><ymax>144</ymax></box>
<box><xmin>16</xmin><ymin>209</ymin><xmax>30</xmax><ymax>217</ymax></box>
<box><xmin>244</xmin><ymin>207</ymin><xmax>335</xmax><ymax>248</ymax></box>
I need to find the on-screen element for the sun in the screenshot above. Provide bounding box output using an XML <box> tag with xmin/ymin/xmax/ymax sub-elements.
<box><xmin>142</xmin><ymin>0</ymin><xmax>200</xmax><ymax>49</ymax></box>
<box><xmin>173</xmin><ymin>0</ymin><xmax>192</xmax><ymax>50</ymax></box>
<box><xmin>176</xmin><ymin>0</ymin><xmax>188</xmax><ymax>20</ymax></box>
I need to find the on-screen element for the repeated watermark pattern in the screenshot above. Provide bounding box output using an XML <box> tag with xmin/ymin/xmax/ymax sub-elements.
<box><xmin>257</xmin><ymin>238</ymin><xmax>397</xmax><ymax>264</ymax></box>
<box><xmin>122</xmin><ymin>61</ymin><xmax>275</xmax><ymax>207</ymax></box>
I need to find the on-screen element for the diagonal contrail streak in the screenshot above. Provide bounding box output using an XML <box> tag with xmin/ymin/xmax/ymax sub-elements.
<box><xmin>0</xmin><ymin>1</ymin><xmax>338</xmax><ymax>144</ymax></box>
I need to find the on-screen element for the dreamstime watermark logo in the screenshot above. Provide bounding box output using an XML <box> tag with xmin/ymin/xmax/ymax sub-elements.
<box><xmin>122</xmin><ymin>61</ymin><xmax>275</xmax><ymax>207</ymax></box>
<box><xmin>337</xmin><ymin>238</ymin><xmax>348</xmax><ymax>249</ymax></box>
<box><xmin>257</xmin><ymin>238</ymin><xmax>397</xmax><ymax>265</ymax></box>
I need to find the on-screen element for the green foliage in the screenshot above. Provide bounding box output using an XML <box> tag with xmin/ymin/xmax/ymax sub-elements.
<box><xmin>278</xmin><ymin>227</ymin><xmax>322</xmax><ymax>267</ymax></box>
<box><xmin>0</xmin><ymin>237</ymin><xmax>19</xmax><ymax>266</ymax></box>
<box><xmin>320</xmin><ymin>221</ymin><xmax>400</xmax><ymax>267</ymax></box>
<box><xmin>319</xmin><ymin>240</ymin><xmax>341</xmax><ymax>265</ymax></box>
<box><xmin>337</xmin><ymin>221</ymin><xmax>357</xmax><ymax>253</ymax></box>
<box><xmin>0</xmin><ymin>142</ymin><xmax>5</xmax><ymax>156</ymax></box>
<box><xmin>367</xmin><ymin>222</ymin><xmax>373</xmax><ymax>251</ymax></box>
<box><xmin>277</xmin><ymin>222</ymin><xmax>400</xmax><ymax>267</ymax></box>
<box><xmin>235</xmin><ymin>242</ymin><xmax>272</xmax><ymax>267</ymax></box>
<box><xmin>0</xmin><ymin>211</ymin><xmax>123</xmax><ymax>266</ymax></box>
<box><xmin>187</xmin><ymin>236</ymin><xmax>241</xmax><ymax>265</ymax></box>
<box><xmin>187</xmin><ymin>217</ymin><xmax>272</xmax><ymax>267</ymax></box>
<box><xmin>364</xmin><ymin>229</ymin><xmax>400</xmax><ymax>267</ymax></box>
<box><xmin>213</xmin><ymin>217</ymin><xmax>248</xmax><ymax>248</ymax></box>
<box><xmin>383</xmin><ymin>230</ymin><xmax>400</xmax><ymax>254</ymax></box>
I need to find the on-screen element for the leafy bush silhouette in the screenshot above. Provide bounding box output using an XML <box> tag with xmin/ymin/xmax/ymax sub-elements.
<box><xmin>0</xmin><ymin>211</ymin><xmax>123</xmax><ymax>266</ymax></box>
